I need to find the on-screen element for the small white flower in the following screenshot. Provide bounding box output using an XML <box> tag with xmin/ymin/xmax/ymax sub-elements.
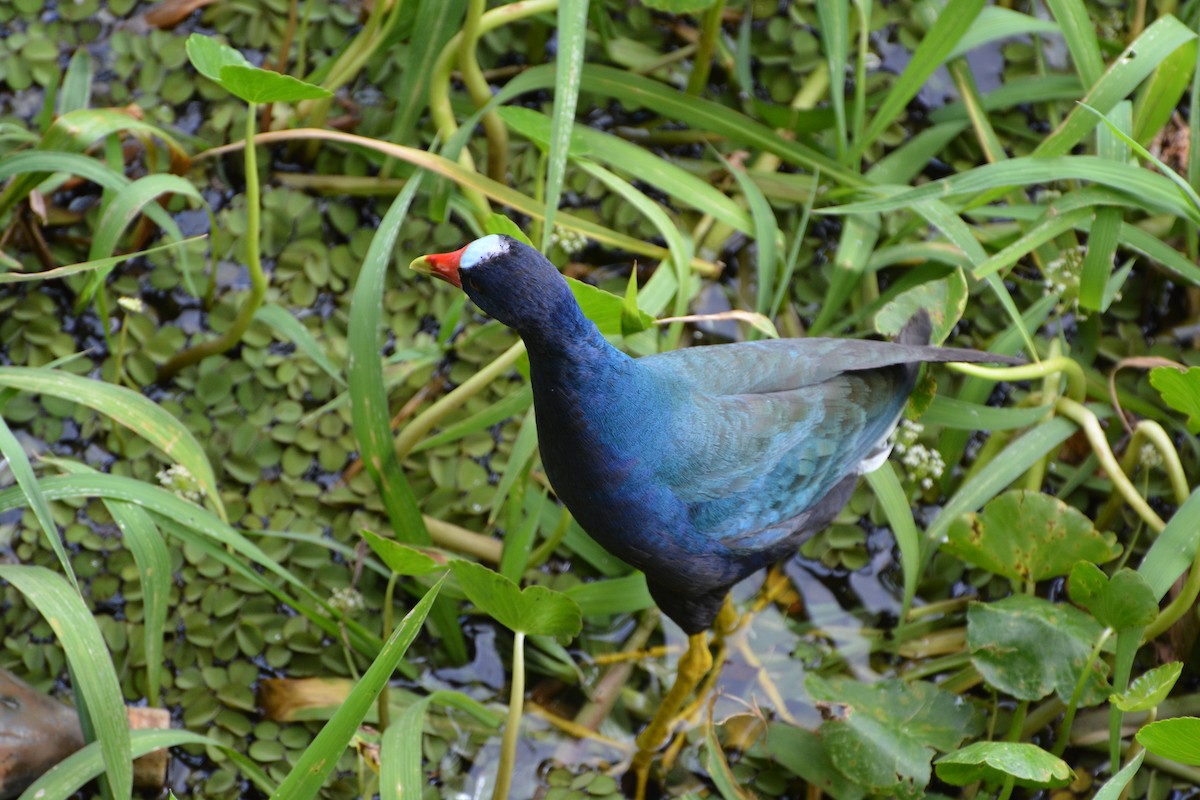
<box><xmin>156</xmin><ymin>463</ymin><xmax>202</xmax><ymax>502</ymax></box>
<box><xmin>117</xmin><ymin>296</ymin><xmax>145</xmax><ymax>314</ymax></box>
<box><xmin>329</xmin><ymin>587</ymin><xmax>365</xmax><ymax>615</ymax></box>
<box><xmin>1139</xmin><ymin>443</ymin><xmax>1163</xmax><ymax>469</ymax></box>
<box><xmin>901</xmin><ymin>443</ymin><xmax>945</xmax><ymax>488</ymax></box>
<box><xmin>549</xmin><ymin>228</ymin><xmax>588</xmax><ymax>256</ymax></box>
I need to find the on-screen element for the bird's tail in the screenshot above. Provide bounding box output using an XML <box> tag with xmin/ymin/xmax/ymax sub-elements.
<box><xmin>897</xmin><ymin>309</ymin><xmax>933</xmax><ymax>346</ymax></box>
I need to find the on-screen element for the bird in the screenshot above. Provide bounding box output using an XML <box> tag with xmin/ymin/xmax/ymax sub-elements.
<box><xmin>412</xmin><ymin>233</ymin><xmax>1021</xmax><ymax>795</ymax></box>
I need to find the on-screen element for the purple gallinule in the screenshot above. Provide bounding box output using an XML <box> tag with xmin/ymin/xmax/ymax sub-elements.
<box><xmin>412</xmin><ymin>234</ymin><xmax>1020</xmax><ymax>793</ymax></box>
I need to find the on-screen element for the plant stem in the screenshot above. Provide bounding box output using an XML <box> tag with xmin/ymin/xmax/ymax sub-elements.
<box><xmin>1055</xmin><ymin>397</ymin><xmax>1166</xmax><ymax>533</ymax></box>
<box><xmin>159</xmin><ymin>104</ymin><xmax>268</xmax><ymax>381</ymax></box>
<box><xmin>948</xmin><ymin>356</ymin><xmax>1087</xmax><ymax>403</ymax></box>
<box><xmin>460</xmin><ymin>0</ymin><xmax>509</xmax><ymax>183</ymax></box>
<box><xmin>493</xmin><ymin>631</ymin><xmax>525</xmax><ymax>800</ymax></box>
<box><xmin>377</xmin><ymin>571</ymin><xmax>399</xmax><ymax>732</ymax></box>
<box><xmin>1054</xmin><ymin>627</ymin><xmax>1112</xmax><ymax>756</ymax></box>
<box><xmin>394</xmin><ymin>341</ymin><xmax>526</xmax><ymax>459</ymax></box>
<box><xmin>686</xmin><ymin>0</ymin><xmax>725</xmax><ymax>95</ymax></box>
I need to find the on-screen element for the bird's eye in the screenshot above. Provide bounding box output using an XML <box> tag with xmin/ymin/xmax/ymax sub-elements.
<box><xmin>467</xmin><ymin>277</ymin><xmax>481</xmax><ymax>292</ymax></box>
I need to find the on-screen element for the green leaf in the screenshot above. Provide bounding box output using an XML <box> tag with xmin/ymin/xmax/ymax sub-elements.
<box><xmin>946</xmin><ymin>490</ymin><xmax>1120</xmax><ymax>584</ymax></box>
<box><xmin>0</xmin><ymin>565</ymin><xmax>131</xmax><ymax>799</ymax></box>
<box><xmin>541</xmin><ymin>0</ymin><xmax>590</xmax><ymax>252</ymax></box>
<box><xmin>874</xmin><ymin>270</ymin><xmax>968</xmax><ymax>345</ymax></box>
<box><xmin>935</xmin><ymin>741</ymin><xmax>1073</xmax><ymax>789</ymax></box>
<box><xmin>219</xmin><ymin>65</ymin><xmax>332</xmax><ymax>104</ymax></box>
<box><xmin>450</xmin><ymin>560</ymin><xmax>582</xmax><ymax>644</ymax></box>
<box><xmin>270</xmin><ymin>579</ymin><xmax>444</xmax><ymax>800</ymax></box>
<box><xmin>1067</xmin><ymin>564</ymin><xmax>1158</xmax><ymax>631</ymax></box>
<box><xmin>967</xmin><ymin>595</ymin><xmax>1108</xmax><ymax>704</ymax></box>
<box><xmin>482</xmin><ymin>213</ymin><xmax>534</xmax><ymax>247</ymax></box>
<box><xmin>1149</xmin><ymin>366</ymin><xmax>1200</xmax><ymax>434</ymax></box>
<box><xmin>565</xmin><ymin>274</ymin><xmax>654</xmax><ymax>336</ymax></box>
<box><xmin>1110</xmin><ymin>662</ymin><xmax>1183</xmax><ymax>712</ymax></box>
<box><xmin>185</xmin><ymin>34</ymin><xmax>252</xmax><ymax>83</ymax></box>
<box><xmin>1092</xmin><ymin>750</ymin><xmax>1145</xmax><ymax>800</ymax></box>
<box><xmin>361</xmin><ymin>530</ymin><xmax>445</xmax><ymax>576</ymax></box>
<box><xmin>805</xmin><ymin>676</ymin><xmax>982</xmax><ymax>799</ymax></box>
<box><xmin>1136</xmin><ymin>717</ymin><xmax>1200</xmax><ymax>765</ymax></box>
<box><xmin>762</xmin><ymin>723</ymin><xmax>866</xmax><ymax>799</ymax></box>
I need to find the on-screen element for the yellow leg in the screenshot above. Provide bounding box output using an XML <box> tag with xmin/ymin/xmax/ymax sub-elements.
<box><xmin>631</xmin><ymin>632</ymin><xmax>713</xmax><ymax>799</ymax></box>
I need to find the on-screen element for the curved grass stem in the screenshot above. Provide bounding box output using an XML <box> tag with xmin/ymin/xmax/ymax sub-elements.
<box><xmin>159</xmin><ymin>104</ymin><xmax>267</xmax><ymax>381</ymax></box>
<box><xmin>1055</xmin><ymin>397</ymin><xmax>1166</xmax><ymax>533</ymax></box>
<box><xmin>948</xmin><ymin>356</ymin><xmax>1087</xmax><ymax>403</ymax></box>
<box><xmin>460</xmin><ymin>0</ymin><xmax>510</xmax><ymax>183</ymax></box>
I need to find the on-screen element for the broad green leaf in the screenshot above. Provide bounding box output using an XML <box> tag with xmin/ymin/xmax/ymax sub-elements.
<box><xmin>1136</xmin><ymin>718</ymin><xmax>1200</xmax><ymax>765</ymax></box>
<box><xmin>185</xmin><ymin>33</ymin><xmax>252</xmax><ymax>83</ymax></box>
<box><xmin>946</xmin><ymin>490</ymin><xmax>1120</xmax><ymax>584</ymax></box>
<box><xmin>762</xmin><ymin>723</ymin><xmax>865</xmax><ymax>800</ymax></box>
<box><xmin>219</xmin><ymin>65</ymin><xmax>332</xmax><ymax>104</ymax></box>
<box><xmin>451</xmin><ymin>560</ymin><xmax>582</xmax><ymax>644</ymax></box>
<box><xmin>270</xmin><ymin>579</ymin><xmax>443</xmax><ymax>800</ymax></box>
<box><xmin>361</xmin><ymin>530</ymin><xmax>445</xmax><ymax>576</ymax></box>
<box><xmin>0</xmin><ymin>367</ymin><xmax>223</xmax><ymax>519</ymax></box>
<box><xmin>1110</xmin><ymin>662</ymin><xmax>1183</xmax><ymax>712</ymax></box>
<box><xmin>805</xmin><ymin>676</ymin><xmax>982</xmax><ymax>799</ymax></box>
<box><xmin>967</xmin><ymin>595</ymin><xmax>1107</xmax><ymax>704</ymax></box>
<box><xmin>1067</xmin><ymin>564</ymin><xmax>1158</xmax><ymax>631</ymax></box>
<box><xmin>1149</xmin><ymin>366</ymin><xmax>1200</xmax><ymax>433</ymax></box>
<box><xmin>0</xmin><ymin>566</ymin><xmax>131</xmax><ymax>799</ymax></box>
<box><xmin>566</xmin><ymin>273</ymin><xmax>654</xmax><ymax>336</ymax></box>
<box><xmin>935</xmin><ymin>741</ymin><xmax>1073</xmax><ymax>789</ymax></box>
<box><xmin>874</xmin><ymin>270</ymin><xmax>968</xmax><ymax>345</ymax></box>
<box><xmin>564</xmin><ymin>573</ymin><xmax>653</xmax><ymax>617</ymax></box>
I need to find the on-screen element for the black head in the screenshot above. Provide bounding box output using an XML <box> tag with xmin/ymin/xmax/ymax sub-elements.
<box><xmin>412</xmin><ymin>234</ymin><xmax>574</xmax><ymax>333</ymax></box>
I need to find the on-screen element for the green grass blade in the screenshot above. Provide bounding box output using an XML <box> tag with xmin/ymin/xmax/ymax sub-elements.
<box><xmin>411</xmin><ymin>385</ymin><xmax>532</xmax><ymax>453</ymax></box>
<box><xmin>948</xmin><ymin>6</ymin><xmax>1060</xmax><ymax>62</ymax></box>
<box><xmin>387</xmin><ymin>0</ymin><xmax>468</xmax><ymax>147</ymax></box>
<box><xmin>926</xmin><ymin>417</ymin><xmax>1077</xmax><ymax>547</ymax></box>
<box><xmin>347</xmin><ymin>173</ymin><xmax>430</xmax><ymax>544</ymax></box>
<box><xmin>816</xmin><ymin>0</ymin><xmax>849</xmax><ymax>159</ymax></box>
<box><xmin>254</xmin><ymin>303</ymin><xmax>347</xmax><ymax>387</ymax></box>
<box><xmin>1080</xmin><ymin>207</ymin><xmax>1121</xmax><ymax>311</ymax></box>
<box><xmin>541</xmin><ymin>0</ymin><xmax>590</xmax><ymax>252</ymax></box>
<box><xmin>1138</xmin><ymin>489</ymin><xmax>1200</xmax><ymax>600</ymax></box>
<box><xmin>18</xmin><ymin>729</ymin><xmax>275</xmax><ymax>799</ymax></box>
<box><xmin>59</xmin><ymin>48</ymin><xmax>94</xmax><ymax>116</ymax></box>
<box><xmin>923</xmin><ymin>396</ymin><xmax>1054</xmax><ymax>431</ymax></box>
<box><xmin>380</xmin><ymin>695</ymin><xmax>434</xmax><ymax>800</ymax></box>
<box><xmin>1043</xmin><ymin>0</ymin><xmax>1104</xmax><ymax>87</ymax></box>
<box><xmin>270</xmin><ymin>577</ymin><xmax>444</xmax><ymax>800</ymax></box>
<box><xmin>851</xmin><ymin>0</ymin><xmax>985</xmax><ymax>160</ymax></box>
<box><xmin>564</xmin><ymin>572</ymin><xmax>653</xmax><ymax>616</ymax></box>
<box><xmin>0</xmin><ymin>236</ymin><xmax>205</xmax><ymax>285</ymax></box>
<box><xmin>718</xmin><ymin>152</ymin><xmax>778</xmax><ymax>320</ymax></box>
<box><xmin>865</xmin><ymin>463</ymin><xmax>919</xmax><ymax>620</ymax></box>
<box><xmin>0</xmin><ymin>416</ymin><xmax>78</xmax><ymax>589</ymax></box>
<box><xmin>1033</xmin><ymin>16</ymin><xmax>1197</xmax><ymax>158</ymax></box>
<box><xmin>0</xmin><ymin>367</ymin><xmax>224</xmax><ymax>519</ymax></box>
<box><xmin>0</xmin><ymin>565</ymin><xmax>131</xmax><ymax>799</ymax></box>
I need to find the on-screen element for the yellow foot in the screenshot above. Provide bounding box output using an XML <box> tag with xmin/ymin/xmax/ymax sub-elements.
<box><xmin>630</xmin><ymin>632</ymin><xmax>714</xmax><ymax>798</ymax></box>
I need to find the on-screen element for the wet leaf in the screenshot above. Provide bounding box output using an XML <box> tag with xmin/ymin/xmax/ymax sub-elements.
<box><xmin>451</xmin><ymin>560</ymin><xmax>582</xmax><ymax>644</ymax></box>
<box><xmin>805</xmin><ymin>676</ymin><xmax>982</xmax><ymax>799</ymax></box>
<box><xmin>1110</xmin><ymin>662</ymin><xmax>1183</xmax><ymax>712</ymax></box>
<box><xmin>1067</xmin><ymin>563</ymin><xmax>1158</xmax><ymax>631</ymax></box>
<box><xmin>968</xmin><ymin>595</ymin><xmax>1108</xmax><ymax>704</ymax></box>
<box><xmin>1149</xmin><ymin>366</ymin><xmax>1200</xmax><ymax>433</ymax></box>
<box><xmin>1136</xmin><ymin>717</ymin><xmax>1200</xmax><ymax>765</ymax></box>
<box><xmin>945</xmin><ymin>489</ymin><xmax>1120</xmax><ymax>583</ymax></box>
<box><xmin>935</xmin><ymin>741</ymin><xmax>1073</xmax><ymax>789</ymax></box>
<box><xmin>361</xmin><ymin>530</ymin><xmax>445</xmax><ymax>576</ymax></box>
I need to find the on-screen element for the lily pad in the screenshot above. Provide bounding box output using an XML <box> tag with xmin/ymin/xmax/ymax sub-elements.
<box><xmin>450</xmin><ymin>560</ymin><xmax>582</xmax><ymax>644</ymax></box>
<box><xmin>935</xmin><ymin>741</ymin><xmax>1073</xmax><ymax>789</ymax></box>
<box><xmin>1136</xmin><ymin>717</ymin><xmax>1200</xmax><ymax>765</ymax></box>
<box><xmin>967</xmin><ymin>595</ymin><xmax>1108</xmax><ymax>704</ymax></box>
<box><xmin>1067</xmin><ymin>563</ymin><xmax>1158</xmax><ymax>631</ymax></box>
<box><xmin>805</xmin><ymin>676</ymin><xmax>982</xmax><ymax>799</ymax></box>
<box><xmin>1149</xmin><ymin>366</ymin><xmax>1200</xmax><ymax>433</ymax></box>
<box><xmin>945</xmin><ymin>489</ymin><xmax>1120</xmax><ymax>584</ymax></box>
<box><xmin>1111</xmin><ymin>662</ymin><xmax>1183</xmax><ymax>712</ymax></box>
